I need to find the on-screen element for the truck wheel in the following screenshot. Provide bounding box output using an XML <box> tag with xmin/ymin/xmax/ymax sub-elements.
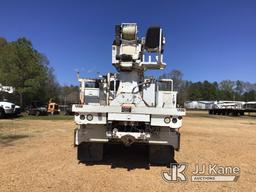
<box><xmin>0</xmin><ymin>108</ymin><xmax>5</xmax><ymax>118</ymax></box>
<box><xmin>77</xmin><ymin>142</ymin><xmax>103</xmax><ymax>162</ymax></box>
<box><xmin>149</xmin><ymin>145</ymin><xmax>174</xmax><ymax>165</ymax></box>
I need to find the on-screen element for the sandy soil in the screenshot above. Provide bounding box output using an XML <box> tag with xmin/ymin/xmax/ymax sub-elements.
<box><xmin>0</xmin><ymin>111</ymin><xmax>256</xmax><ymax>192</ymax></box>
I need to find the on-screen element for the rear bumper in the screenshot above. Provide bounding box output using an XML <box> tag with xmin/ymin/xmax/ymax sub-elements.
<box><xmin>73</xmin><ymin>106</ymin><xmax>185</xmax><ymax>129</ymax></box>
<box><xmin>74</xmin><ymin>125</ymin><xmax>180</xmax><ymax>150</ymax></box>
<box><xmin>72</xmin><ymin>104</ymin><xmax>186</xmax><ymax>116</ymax></box>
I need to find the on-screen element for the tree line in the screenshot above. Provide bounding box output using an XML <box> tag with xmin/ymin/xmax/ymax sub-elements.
<box><xmin>160</xmin><ymin>70</ymin><xmax>256</xmax><ymax>106</ymax></box>
<box><xmin>0</xmin><ymin>37</ymin><xmax>79</xmax><ymax>107</ymax></box>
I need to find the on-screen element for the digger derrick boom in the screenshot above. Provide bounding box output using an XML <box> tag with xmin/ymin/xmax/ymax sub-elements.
<box><xmin>72</xmin><ymin>23</ymin><xmax>186</xmax><ymax>165</ymax></box>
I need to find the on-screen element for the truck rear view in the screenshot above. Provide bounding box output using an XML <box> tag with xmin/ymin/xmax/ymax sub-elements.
<box><xmin>72</xmin><ymin>23</ymin><xmax>186</xmax><ymax>165</ymax></box>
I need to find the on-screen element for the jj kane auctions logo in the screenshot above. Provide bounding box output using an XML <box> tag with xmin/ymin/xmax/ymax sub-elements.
<box><xmin>162</xmin><ymin>163</ymin><xmax>240</xmax><ymax>182</ymax></box>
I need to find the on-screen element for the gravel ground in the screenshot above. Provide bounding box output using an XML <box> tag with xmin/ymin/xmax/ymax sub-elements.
<box><xmin>0</xmin><ymin>111</ymin><xmax>256</xmax><ymax>192</ymax></box>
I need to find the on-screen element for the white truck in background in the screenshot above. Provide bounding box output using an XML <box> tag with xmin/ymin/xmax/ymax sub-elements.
<box><xmin>0</xmin><ymin>84</ymin><xmax>20</xmax><ymax>118</ymax></box>
<box><xmin>72</xmin><ymin>23</ymin><xmax>186</xmax><ymax>165</ymax></box>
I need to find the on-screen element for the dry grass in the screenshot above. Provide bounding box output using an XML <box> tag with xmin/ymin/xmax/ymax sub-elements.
<box><xmin>0</xmin><ymin>111</ymin><xmax>255</xmax><ymax>192</ymax></box>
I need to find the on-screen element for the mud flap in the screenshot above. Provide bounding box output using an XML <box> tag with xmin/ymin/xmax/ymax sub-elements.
<box><xmin>149</xmin><ymin>145</ymin><xmax>174</xmax><ymax>165</ymax></box>
<box><xmin>77</xmin><ymin>142</ymin><xmax>103</xmax><ymax>162</ymax></box>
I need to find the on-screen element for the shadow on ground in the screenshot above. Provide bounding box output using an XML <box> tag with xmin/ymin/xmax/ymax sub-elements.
<box><xmin>0</xmin><ymin>134</ymin><xmax>30</xmax><ymax>146</ymax></box>
<box><xmin>80</xmin><ymin>143</ymin><xmax>177</xmax><ymax>171</ymax></box>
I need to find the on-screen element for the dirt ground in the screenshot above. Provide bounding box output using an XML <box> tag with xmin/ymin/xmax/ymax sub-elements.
<box><xmin>0</xmin><ymin>111</ymin><xmax>256</xmax><ymax>192</ymax></box>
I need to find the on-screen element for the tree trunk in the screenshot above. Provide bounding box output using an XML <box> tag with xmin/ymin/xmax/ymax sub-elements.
<box><xmin>19</xmin><ymin>92</ymin><xmax>23</xmax><ymax>108</ymax></box>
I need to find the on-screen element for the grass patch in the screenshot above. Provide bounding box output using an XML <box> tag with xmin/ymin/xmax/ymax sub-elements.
<box><xmin>186</xmin><ymin>110</ymin><xmax>256</xmax><ymax>120</ymax></box>
<box><xmin>186</xmin><ymin>110</ymin><xmax>228</xmax><ymax>119</ymax></box>
<box><xmin>18</xmin><ymin>114</ymin><xmax>73</xmax><ymax>121</ymax></box>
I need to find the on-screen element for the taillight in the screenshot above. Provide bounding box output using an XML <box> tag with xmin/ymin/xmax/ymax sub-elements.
<box><xmin>164</xmin><ymin>117</ymin><xmax>171</xmax><ymax>124</ymax></box>
<box><xmin>86</xmin><ymin>114</ymin><xmax>93</xmax><ymax>121</ymax></box>
<box><xmin>80</xmin><ymin>115</ymin><xmax>85</xmax><ymax>120</ymax></box>
<box><xmin>172</xmin><ymin>117</ymin><xmax>178</xmax><ymax>124</ymax></box>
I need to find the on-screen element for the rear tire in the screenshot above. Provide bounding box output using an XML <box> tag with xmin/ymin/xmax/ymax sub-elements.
<box><xmin>77</xmin><ymin>142</ymin><xmax>103</xmax><ymax>162</ymax></box>
<box><xmin>149</xmin><ymin>145</ymin><xmax>174</xmax><ymax>165</ymax></box>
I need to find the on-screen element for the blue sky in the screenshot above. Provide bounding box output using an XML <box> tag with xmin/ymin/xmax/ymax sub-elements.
<box><xmin>0</xmin><ymin>0</ymin><xmax>255</xmax><ymax>85</ymax></box>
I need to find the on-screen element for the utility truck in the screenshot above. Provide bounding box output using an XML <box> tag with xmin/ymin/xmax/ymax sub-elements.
<box><xmin>72</xmin><ymin>23</ymin><xmax>186</xmax><ymax>164</ymax></box>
